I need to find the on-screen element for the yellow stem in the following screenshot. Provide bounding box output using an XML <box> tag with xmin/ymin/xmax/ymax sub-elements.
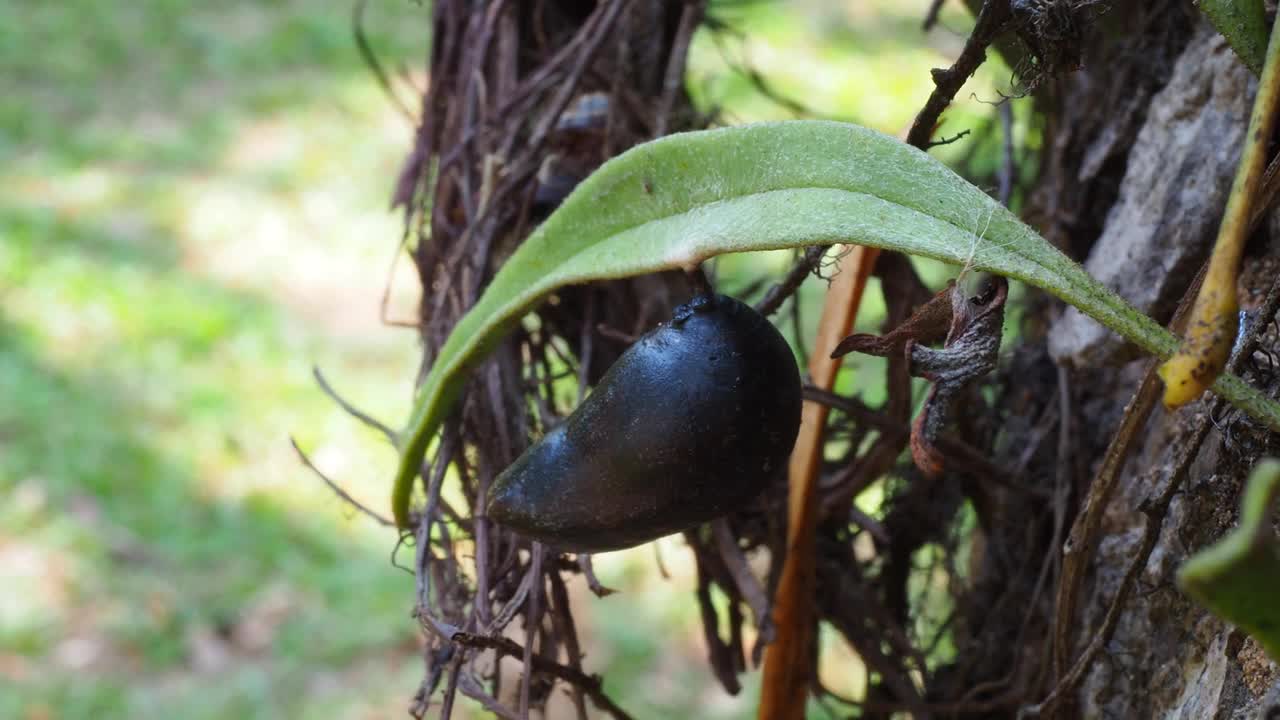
<box><xmin>1160</xmin><ymin>11</ymin><xmax>1280</xmax><ymax>406</ymax></box>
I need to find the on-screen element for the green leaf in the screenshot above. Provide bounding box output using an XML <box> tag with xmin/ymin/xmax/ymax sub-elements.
<box><xmin>1179</xmin><ymin>459</ymin><xmax>1280</xmax><ymax>660</ymax></box>
<box><xmin>390</xmin><ymin>120</ymin><xmax>1280</xmax><ymax>527</ymax></box>
<box><xmin>1198</xmin><ymin>0</ymin><xmax>1269</xmax><ymax>75</ymax></box>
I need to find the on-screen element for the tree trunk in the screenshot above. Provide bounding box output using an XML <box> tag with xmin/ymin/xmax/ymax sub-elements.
<box><xmin>395</xmin><ymin>1</ymin><xmax>1280</xmax><ymax>716</ymax></box>
<box><xmin>1021</xmin><ymin>2</ymin><xmax>1280</xmax><ymax>716</ymax></box>
<box><xmin>398</xmin><ymin>2</ymin><xmax>711</xmax><ymax>716</ymax></box>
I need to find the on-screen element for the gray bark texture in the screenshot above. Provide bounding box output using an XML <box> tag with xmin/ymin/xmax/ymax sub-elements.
<box><xmin>1028</xmin><ymin>7</ymin><xmax>1280</xmax><ymax>718</ymax></box>
<box><xmin>1049</xmin><ymin>25</ymin><xmax>1254</xmax><ymax>367</ymax></box>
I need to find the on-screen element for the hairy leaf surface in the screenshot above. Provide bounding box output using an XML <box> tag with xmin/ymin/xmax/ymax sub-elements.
<box><xmin>391</xmin><ymin>121</ymin><xmax>1280</xmax><ymax>526</ymax></box>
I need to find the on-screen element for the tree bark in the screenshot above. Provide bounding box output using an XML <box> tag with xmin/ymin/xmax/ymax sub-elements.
<box><xmin>1022</xmin><ymin>4</ymin><xmax>1280</xmax><ymax>716</ymax></box>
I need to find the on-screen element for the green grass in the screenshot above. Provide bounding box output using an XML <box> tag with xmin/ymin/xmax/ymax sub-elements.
<box><xmin>0</xmin><ymin>0</ymin><xmax>1016</xmax><ymax>717</ymax></box>
<box><xmin>2</xmin><ymin>1</ymin><xmax>432</xmax><ymax>717</ymax></box>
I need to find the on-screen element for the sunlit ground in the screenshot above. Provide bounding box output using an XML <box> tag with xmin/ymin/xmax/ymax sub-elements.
<box><xmin>0</xmin><ymin>1</ymin><xmax>1016</xmax><ymax>718</ymax></box>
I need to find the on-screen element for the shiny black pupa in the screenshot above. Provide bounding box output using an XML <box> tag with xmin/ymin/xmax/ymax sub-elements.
<box><xmin>487</xmin><ymin>293</ymin><xmax>802</xmax><ymax>552</ymax></box>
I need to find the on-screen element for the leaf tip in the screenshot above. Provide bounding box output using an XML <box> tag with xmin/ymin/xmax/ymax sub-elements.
<box><xmin>1158</xmin><ymin>353</ymin><xmax>1213</xmax><ymax>408</ymax></box>
<box><xmin>1159</xmin><ymin>286</ymin><xmax>1238</xmax><ymax>409</ymax></box>
<box><xmin>1177</xmin><ymin>458</ymin><xmax>1280</xmax><ymax>661</ymax></box>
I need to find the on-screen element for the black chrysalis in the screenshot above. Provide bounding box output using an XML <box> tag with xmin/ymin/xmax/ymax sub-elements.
<box><xmin>488</xmin><ymin>294</ymin><xmax>802</xmax><ymax>552</ymax></box>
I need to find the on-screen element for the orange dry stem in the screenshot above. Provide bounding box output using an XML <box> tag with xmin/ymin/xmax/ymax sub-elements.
<box><xmin>758</xmin><ymin>245</ymin><xmax>879</xmax><ymax>720</ymax></box>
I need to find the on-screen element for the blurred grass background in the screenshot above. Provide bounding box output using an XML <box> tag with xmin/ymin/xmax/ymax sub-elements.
<box><xmin>0</xmin><ymin>1</ymin><xmax>1014</xmax><ymax>717</ymax></box>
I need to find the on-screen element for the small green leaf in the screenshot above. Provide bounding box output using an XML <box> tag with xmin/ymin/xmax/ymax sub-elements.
<box><xmin>1199</xmin><ymin>0</ymin><xmax>1269</xmax><ymax>75</ymax></box>
<box><xmin>1179</xmin><ymin>459</ymin><xmax>1280</xmax><ymax>660</ymax></box>
<box><xmin>390</xmin><ymin>121</ymin><xmax>1280</xmax><ymax>527</ymax></box>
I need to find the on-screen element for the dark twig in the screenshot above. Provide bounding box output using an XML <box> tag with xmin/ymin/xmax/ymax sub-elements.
<box><xmin>516</xmin><ymin>0</ymin><xmax>631</xmax><ymax>159</ymax></box>
<box><xmin>471</xmin><ymin>453</ymin><xmax>494</xmax><ymax>627</ymax></box>
<box><xmin>906</xmin><ymin>0</ymin><xmax>1014</xmax><ymax>149</ymax></box>
<box><xmin>713</xmin><ymin>519</ymin><xmax>773</xmax><ymax>644</ymax></box>
<box><xmin>848</xmin><ymin>504</ymin><xmax>890</xmax><ymax>544</ymax></box>
<box><xmin>1049</xmin><ymin>364</ymin><xmax>1164</xmax><ymax>681</ymax></box>
<box><xmin>595</xmin><ymin>323</ymin><xmax>639</xmax><ymax>345</ymax></box>
<box><xmin>378</xmin><ymin>226</ymin><xmax>420</xmax><ymax>329</ymax></box>
<box><xmin>458</xmin><ymin>673</ymin><xmax>521</xmax><ymax>720</ymax></box>
<box><xmin>422</xmin><ymin>427</ymin><xmax>461</xmax><ymax>584</ymax></box>
<box><xmin>998</xmin><ymin>100</ymin><xmax>1016</xmax><ymax>206</ymax></box>
<box><xmin>1025</xmin><ymin>423</ymin><xmax>1208</xmax><ymax>717</ymax></box>
<box><xmin>693</xmin><ymin>551</ymin><xmax>743</xmax><ymax>694</ymax></box>
<box><xmin>801</xmin><ymin>385</ymin><xmax>1030</xmax><ymax>500</ymax></box>
<box><xmin>652</xmin><ymin>540</ymin><xmax>672</xmax><ymax>580</ymax></box>
<box><xmin>427</xmin><ymin>0</ymin><xmax>630</xmax><ymax>323</ymax></box>
<box><xmin>290</xmin><ymin>436</ymin><xmax>395</xmax><ymax>527</ymax></box>
<box><xmin>819</xmin><ymin>579</ymin><xmax>929</xmax><ymax>714</ymax></box>
<box><xmin>312</xmin><ymin>366</ymin><xmax>398</xmax><ymax>445</ymax></box>
<box><xmin>488</xmin><ymin>565</ymin><xmax>536</xmax><ymax>634</ymax></box>
<box><xmin>577</xmin><ymin>554</ymin><xmax>616</xmax><ymax>597</ymax></box>
<box><xmin>687</xmin><ymin>264</ymin><xmax>714</xmax><ymax>296</ymax></box>
<box><xmin>790</xmin><ymin>286</ymin><xmax>809</xmax><ymax>367</ymax></box>
<box><xmin>923</xmin><ymin>0</ymin><xmax>947</xmax><ymax>30</ymax></box>
<box><xmin>439</xmin><ymin>652</ymin><xmax>463</xmax><ymax>720</ymax></box>
<box><xmin>926</xmin><ymin>128</ymin><xmax>971</xmax><ymax>149</ymax></box>
<box><xmin>1249</xmin><ymin>275</ymin><xmax>1280</xmax><ymax>365</ymax></box>
<box><xmin>575</xmin><ymin>293</ymin><xmax>596</xmax><ymax>405</ymax></box>
<box><xmin>760</xmin><ymin>1</ymin><xmax>1006</xmax><ymax>351</ymax></box>
<box><xmin>655</xmin><ymin>2</ymin><xmax>702</xmax><ymax>137</ymax></box>
<box><xmin>743</xmin><ymin>68</ymin><xmax>818</xmax><ymax>117</ymax></box>
<box><xmin>1247</xmin><ymin>151</ymin><xmax>1280</xmax><ymax>232</ymax></box>
<box><xmin>519</xmin><ymin>543</ymin><xmax>543</xmax><ymax>719</ymax></box>
<box><xmin>1050</xmin><ymin>262</ymin><xmax>1206</xmax><ymax>681</ymax></box>
<box><xmin>420</xmin><ymin>613</ymin><xmax>637</xmax><ymax>720</ymax></box>
<box><xmin>547</xmin><ymin>570</ymin><xmax>589</xmax><ymax>720</ymax></box>
<box><xmin>755</xmin><ymin>246</ymin><xmax>828</xmax><ymax>316</ymax></box>
<box><xmin>412</xmin><ymin>646</ymin><xmax>455</xmax><ymax>719</ymax></box>
<box><xmin>704</xmin><ymin>20</ymin><xmax>847</xmax><ymax>121</ymax></box>
<box><xmin>397</xmin><ymin>1</ymin><xmax>720</xmax><ymax>714</ymax></box>
<box><xmin>492</xmin><ymin>5</ymin><xmax>610</xmax><ymax>126</ymax></box>
<box><xmin>352</xmin><ymin>0</ymin><xmax>416</xmax><ymax>123</ymax></box>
